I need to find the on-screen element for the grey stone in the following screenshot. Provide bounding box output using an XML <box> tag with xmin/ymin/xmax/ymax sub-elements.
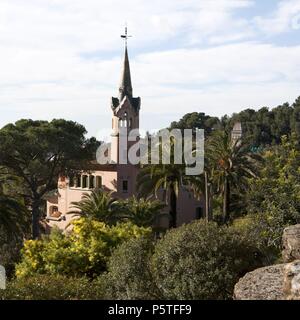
<box><xmin>234</xmin><ymin>264</ymin><xmax>285</xmax><ymax>300</ymax></box>
<box><xmin>282</xmin><ymin>224</ymin><xmax>300</xmax><ymax>263</ymax></box>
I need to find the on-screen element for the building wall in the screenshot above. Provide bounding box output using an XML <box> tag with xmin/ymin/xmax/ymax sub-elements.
<box><xmin>47</xmin><ymin>170</ymin><xmax>117</xmax><ymax>217</ymax></box>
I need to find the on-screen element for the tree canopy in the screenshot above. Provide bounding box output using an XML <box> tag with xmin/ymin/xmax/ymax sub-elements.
<box><xmin>0</xmin><ymin>119</ymin><xmax>99</xmax><ymax>238</ymax></box>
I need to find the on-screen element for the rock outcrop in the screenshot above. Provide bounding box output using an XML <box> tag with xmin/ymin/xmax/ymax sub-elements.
<box><xmin>234</xmin><ymin>264</ymin><xmax>285</xmax><ymax>300</ymax></box>
<box><xmin>234</xmin><ymin>224</ymin><xmax>300</xmax><ymax>300</ymax></box>
<box><xmin>282</xmin><ymin>225</ymin><xmax>300</xmax><ymax>263</ymax></box>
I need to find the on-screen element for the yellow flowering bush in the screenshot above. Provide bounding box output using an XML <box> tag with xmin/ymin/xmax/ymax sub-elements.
<box><xmin>16</xmin><ymin>218</ymin><xmax>151</xmax><ymax>278</ymax></box>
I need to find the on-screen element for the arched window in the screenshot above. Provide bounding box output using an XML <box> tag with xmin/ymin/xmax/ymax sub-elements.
<box><xmin>89</xmin><ymin>176</ymin><xmax>95</xmax><ymax>189</ymax></box>
<box><xmin>129</xmin><ymin>118</ymin><xmax>132</xmax><ymax>128</ymax></box>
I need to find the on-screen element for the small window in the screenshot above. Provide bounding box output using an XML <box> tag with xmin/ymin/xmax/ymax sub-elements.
<box><xmin>51</xmin><ymin>206</ymin><xmax>58</xmax><ymax>214</ymax></box>
<box><xmin>122</xmin><ymin>180</ymin><xmax>128</xmax><ymax>193</ymax></box>
<box><xmin>89</xmin><ymin>176</ymin><xmax>95</xmax><ymax>189</ymax></box>
<box><xmin>69</xmin><ymin>176</ymin><xmax>75</xmax><ymax>188</ymax></box>
<box><xmin>124</xmin><ymin>112</ymin><xmax>128</xmax><ymax>127</ymax></box>
<box><xmin>82</xmin><ymin>175</ymin><xmax>88</xmax><ymax>188</ymax></box>
<box><xmin>76</xmin><ymin>176</ymin><xmax>81</xmax><ymax>188</ymax></box>
<box><xmin>96</xmin><ymin>176</ymin><xmax>102</xmax><ymax>189</ymax></box>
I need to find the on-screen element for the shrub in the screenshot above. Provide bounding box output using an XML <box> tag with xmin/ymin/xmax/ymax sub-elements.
<box><xmin>230</xmin><ymin>216</ymin><xmax>281</xmax><ymax>265</ymax></box>
<box><xmin>100</xmin><ymin>236</ymin><xmax>158</xmax><ymax>299</ymax></box>
<box><xmin>151</xmin><ymin>220</ymin><xmax>263</xmax><ymax>300</ymax></box>
<box><xmin>0</xmin><ymin>275</ymin><xmax>104</xmax><ymax>300</ymax></box>
<box><xmin>15</xmin><ymin>219</ymin><xmax>151</xmax><ymax>278</ymax></box>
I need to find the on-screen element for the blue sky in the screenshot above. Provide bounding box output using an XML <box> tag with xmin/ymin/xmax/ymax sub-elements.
<box><xmin>0</xmin><ymin>0</ymin><xmax>300</xmax><ymax>139</ymax></box>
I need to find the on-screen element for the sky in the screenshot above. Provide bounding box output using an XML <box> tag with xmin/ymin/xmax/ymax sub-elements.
<box><xmin>0</xmin><ymin>0</ymin><xmax>300</xmax><ymax>139</ymax></box>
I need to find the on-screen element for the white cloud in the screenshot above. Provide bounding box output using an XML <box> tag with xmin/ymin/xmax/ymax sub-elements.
<box><xmin>0</xmin><ymin>0</ymin><xmax>299</xmax><ymax>136</ymax></box>
<box><xmin>254</xmin><ymin>0</ymin><xmax>300</xmax><ymax>34</ymax></box>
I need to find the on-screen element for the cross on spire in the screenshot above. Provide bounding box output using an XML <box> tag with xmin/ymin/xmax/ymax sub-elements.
<box><xmin>120</xmin><ymin>24</ymin><xmax>132</xmax><ymax>47</ymax></box>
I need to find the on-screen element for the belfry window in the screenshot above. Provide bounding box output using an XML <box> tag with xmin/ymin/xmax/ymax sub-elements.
<box><xmin>124</xmin><ymin>112</ymin><xmax>128</xmax><ymax>127</ymax></box>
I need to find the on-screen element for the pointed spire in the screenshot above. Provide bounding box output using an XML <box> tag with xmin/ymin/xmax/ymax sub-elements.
<box><xmin>119</xmin><ymin>45</ymin><xmax>133</xmax><ymax>101</ymax></box>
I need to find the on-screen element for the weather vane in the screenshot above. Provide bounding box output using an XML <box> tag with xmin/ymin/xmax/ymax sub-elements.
<box><xmin>121</xmin><ymin>23</ymin><xmax>132</xmax><ymax>47</ymax></box>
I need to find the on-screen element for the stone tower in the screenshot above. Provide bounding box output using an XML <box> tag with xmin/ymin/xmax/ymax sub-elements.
<box><xmin>110</xmin><ymin>45</ymin><xmax>141</xmax><ymax>164</ymax></box>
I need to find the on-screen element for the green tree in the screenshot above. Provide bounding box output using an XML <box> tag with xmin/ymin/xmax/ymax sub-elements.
<box><xmin>245</xmin><ymin>134</ymin><xmax>300</xmax><ymax>251</ymax></box>
<box><xmin>0</xmin><ymin>119</ymin><xmax>99</xmax><ymax>238</ymax></box>
<box><xmin>137</xmin><ymin>163</ymin><xmax>184</xmax><ymax>228</ymax></box>
<box><xmin>137</xmin><ymin>136</ymin><xmax>186</xmax><ymax>228</ymax></box>
<box><xmin>206</xmin><ymin>130</ymin><xmax>260</xmax><ymax>223</ymax></box>
<box><xmin>151</xmin><ymin>220</ymin><xmax>262</xmax><ymax>300</ymax></box>
<box><xmin>121</xmin><ymin>196</ymin><xmax>166</xmax><ymax>228</ymax></box>
<box><xmin>170</xmin><ymin>112</ymin><xmax>220</xmax><ymax>136</ymax></box>
<box><xmin>100</xmin><ymin>236</ymin><xmax>158</xmax><ymax>299</ymax></box>
<box><xmin>69</xmin><ymin>189</ymin><xmax>120</xmax><ymax>224</ymax></box>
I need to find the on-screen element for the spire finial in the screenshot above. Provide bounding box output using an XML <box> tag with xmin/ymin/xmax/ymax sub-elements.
<box><xmin>121</xmin><ymin>23</ymin><xmax>132</xmax><ymax>47</ymax></box>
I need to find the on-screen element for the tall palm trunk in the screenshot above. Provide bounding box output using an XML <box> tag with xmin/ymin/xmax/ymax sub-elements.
<box><xmin>169</xmin><ymin>184</ymin><xmax>177</xmax><ymax>228</ymax></box>
<box><xmin>222</xmin><ymin>177</ymin><xmax>230</xmax><ymax>223</ymax></box>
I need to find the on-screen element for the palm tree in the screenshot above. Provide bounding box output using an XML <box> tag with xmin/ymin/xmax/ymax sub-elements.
<box><xmin>121</xmin><ymin>196</ymin><xmax>166</xmax><ymax>228</ymax></box>
<box><xmin>0</xmin><ymin>194</ymin><xmax>30</xmax><ymax>240</ymax></box>
<box><xmin>68</xmin><ymin>189</ymin><xmax>120</xmax><ymax>224</ymax></box>
<box><xmin>206</xmin><ymin>130</ymin><xmax>261</xmax><ymax>223</ymax></box>
<box><xmin>137</xmin><ymin>160</ymin><xmax>184</xmax><ymax>228</ymax></box>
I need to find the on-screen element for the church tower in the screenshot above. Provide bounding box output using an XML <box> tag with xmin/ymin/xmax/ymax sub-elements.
<box><xmin>111</xmin><ymin>29</ymin><xmax>141</xmax><ymax>164</ymax></box>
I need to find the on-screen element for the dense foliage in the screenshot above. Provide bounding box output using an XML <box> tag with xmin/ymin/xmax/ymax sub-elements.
<box><xmin>151</xmin><ymin>220</ymin><xmax>262</xmax><ymax>300</ymax></box>
<box><xmin>171</xmin><ymin>96</ymin><xmax>300</xmax><ymax>148</ymax></box>
<box><xmin>100</xmin><ymin>236</ymin><xmax>157</xmax><ymax>300</ymax></box>
<box><xmin>101</xmin><ymin>220</ymin><xmax>263</xmax><ymax>300</ymax></box>
<box><xmin>0</xmin><ymin>275</ymin><xmax>104</xmax><ymax>300</ymax></box>
<box><xmin>0</xmin><ymin>119</ymin><xmax>99</xmax><ymax>238</ymax></box>
<box><xmin>242</xmin><ymin>135</ymin><xmax>300</xmax><ymax>255</ymax></box>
